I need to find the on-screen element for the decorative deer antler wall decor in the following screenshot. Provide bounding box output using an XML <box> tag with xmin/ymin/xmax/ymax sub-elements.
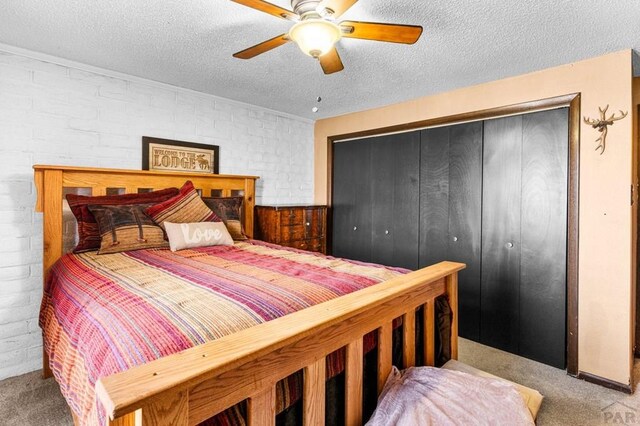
<box><xmin>583</xmin><ymin>105</ymin><xmax>628</xmax><ymax>155</ymax></box>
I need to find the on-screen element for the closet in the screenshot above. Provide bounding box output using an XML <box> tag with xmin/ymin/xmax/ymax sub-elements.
<box><xmin>332</xmin><ymin>108</ymin><xmax>569</xmax><ymax>368</ymax></box>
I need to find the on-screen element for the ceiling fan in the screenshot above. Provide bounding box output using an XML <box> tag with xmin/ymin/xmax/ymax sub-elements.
<box><xmin>231</xmin><ymin>0</ymin><xmax>423</xmax><ymax>74</ymax></box>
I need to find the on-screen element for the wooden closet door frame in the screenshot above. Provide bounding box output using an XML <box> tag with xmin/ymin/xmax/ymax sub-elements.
<box><xmin>327</xmin><ymin>93</ymin><xmax>581</xmax><ymax>376</ymax></box>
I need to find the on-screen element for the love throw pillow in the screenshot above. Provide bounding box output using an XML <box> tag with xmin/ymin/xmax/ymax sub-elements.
<box><xmin>164</xmin><ymin>221</ymin><xmax>234</xmax><ymax>251</ymax></box>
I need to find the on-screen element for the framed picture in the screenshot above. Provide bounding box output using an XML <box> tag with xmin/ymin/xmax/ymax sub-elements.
<box><xmin>142</xmin><ymin>137</ymin><xmax>219</xmax><ymax>174</ymax></box>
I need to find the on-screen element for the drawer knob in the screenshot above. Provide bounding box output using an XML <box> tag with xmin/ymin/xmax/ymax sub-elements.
<box><xmin>385</xmin><ymin>230</ymin><xmax>389</xmax><ymax>235</ymax></box>
<box><xmin>506</xmin><ymin>242</ymin><xmax>514</xmax><ymax>249</ymax></box>
<box><xmin>306</xmin><ymin>222</ymin><xmax>310</xmax><ymax>226</ymax></box>
<box><xmin>452</xmin><ymin>236</ymin><xmax>458</xmax><ymax>242</ymax></box>
<box><xmin>353</xmin><ymin>226</ymin><xmax>357</xmax><ymax>231</ymax></box>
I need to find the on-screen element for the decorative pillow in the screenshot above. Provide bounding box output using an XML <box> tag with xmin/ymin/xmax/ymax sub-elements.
<box><xmin>145</xmin><ymin>181</ymin><xmax>221</xmax><ymax>230</ymax></box>
<box><xmin>87</xmin><ymin>204</ymin><xmax>169</xmax><ymax>254</ymax></box>
<box><xmin>164</xmin><ymin>221</ymin><xmax>234</xmax><ymax>251</ymax></box>
<box><xmin>201</xmin><ymin>196</ymin><xmax>247</xmax><ymax>240</ymax></box>
<box><xmin>66</xmin><ymin>187</ymin><xmax>179</xmax><ymax>253</ymax></box>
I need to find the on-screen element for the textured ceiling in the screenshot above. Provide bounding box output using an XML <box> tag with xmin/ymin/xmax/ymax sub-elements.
<box><xmin>0</xmin><ymin>0</ymin><xmax>639</xmax><ymax>119</ymax></box>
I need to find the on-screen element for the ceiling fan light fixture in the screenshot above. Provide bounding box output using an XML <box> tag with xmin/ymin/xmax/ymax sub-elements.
<box><xmin>288</xmin><ymin>18</ymin><xmax>341</xmax><ymax>58</ymax></box>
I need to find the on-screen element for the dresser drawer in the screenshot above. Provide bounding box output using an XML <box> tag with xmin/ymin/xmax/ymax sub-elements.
<box><xmin>280</xmin><ymin>209</ymin><xmax>305</xmax><ymax>225</ymax></box>
<box><xmin>303</xmin><ymin>219</ymin><xmax>323</xmax><ymax>239</ymax></box>
<box><xmin>281</xmin><ymin>224</ymin><xmax>306</xmax><ymax>241</ymax></box>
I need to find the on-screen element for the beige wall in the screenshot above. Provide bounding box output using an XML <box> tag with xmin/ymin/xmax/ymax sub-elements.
<box><xmin>633</xmin><ymin>77</ymin><xmax>640</xmax><ymax>360</ymax></box>
<box><xmin>315</xmin><ymin>50</ymin><xmax>635</xmax><ymax>385</ymax></box>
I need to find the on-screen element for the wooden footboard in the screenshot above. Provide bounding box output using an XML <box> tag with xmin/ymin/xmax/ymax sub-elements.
<box><xmin>96</xmin><ymin>261</ymin><xmax>464</xmax><ymax>426</ymax></box>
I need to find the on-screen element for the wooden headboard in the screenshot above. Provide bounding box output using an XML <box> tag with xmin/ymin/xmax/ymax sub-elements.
<box><xmin>33</xmin><ymin>165</ymin><xmax>258</xmax><ymax>275</ymax></box>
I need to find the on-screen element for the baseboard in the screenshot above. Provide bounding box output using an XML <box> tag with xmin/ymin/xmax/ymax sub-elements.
<box><xmin>577</xmin><ymin>371</ymin><xmax>633</xmax><ymax>394</ymax></box>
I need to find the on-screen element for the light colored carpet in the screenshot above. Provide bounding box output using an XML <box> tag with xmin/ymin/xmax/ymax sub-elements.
<box><xmin>0</xmin><ymin>338</ymin><xmax>637</xmax><ymax>425</ymax></box>
<box><xmin>0</xmin><ymin>368</ymin><xmax>72</xmax><ymax>425</ymax></box>
<box><xmin>458</xmin><ymin>338</ymin><xmax>640</xmax><ymax>425</ymax></box>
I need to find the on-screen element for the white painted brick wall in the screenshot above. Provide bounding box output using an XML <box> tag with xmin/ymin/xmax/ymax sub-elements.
<box><xmin>0</xmin><ymin>48</ymin><xmax>314</xmax><ymax>380</ymax></box>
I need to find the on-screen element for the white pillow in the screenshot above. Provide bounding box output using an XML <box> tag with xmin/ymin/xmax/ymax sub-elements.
<box><xmin>164</xmin><ymin>221</ymin><xmax>234</xmax><ymax>252</ymax></box>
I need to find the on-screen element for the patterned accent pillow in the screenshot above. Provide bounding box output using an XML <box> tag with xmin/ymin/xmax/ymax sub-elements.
<box><xmin>66</xmin><ymin>187</ymin><xmax>179</xmax><ymax>253</ymax></box>
<box><xmin>87</xmin><ymin>204</ymin><xmax>169</xmax><ymax>254</ymax></box>
<box><xmin>201</xmin><ymin>196</ymin><xmax>247</xmax><ymax>240</ymax></box>
<box><xmin>164</xmin><ymin>221</ymin><xmax>234</xmax><ymax>251</ymax></box>
<box><xmin>145</xmin><ymin>181</ymin><xmax>221</xmax><ymax>230</ymax></box>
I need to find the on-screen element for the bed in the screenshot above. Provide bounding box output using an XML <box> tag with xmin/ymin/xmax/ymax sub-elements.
<box><xmin>34</xmin><ymin>165</ymin><xmax>464</xmax><ymax>426</ymax></box>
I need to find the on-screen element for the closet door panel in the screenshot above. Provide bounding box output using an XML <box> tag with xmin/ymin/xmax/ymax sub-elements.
<box><xmin>481</xmin><ymin>115</ymin><xmax>522</xmax><ymax>353</ymax></box>
<box><xmin>332</xmin><ymin>140</ymin><xmax>372</xmax><ymax>262</ymax></box>
<box><xmin>389</xmin><ymin>133</ymin><xmax>420</xmax><ymax>269</ymax></box>
<box><xmin>448</xmin><ymin>122</ymin><xmax>483</xmax><ymax>341</ymax></box>
<box><xmin>519</xmin><ymin>108</ymin><xmax>568</xmax><ymax>368</ymax></box>
<box><xmin>419</xmin><ymin>128</ymin><xmax>450</xmax><ymax>267</ymax></box>
<box><xmin>350</xmin><ymin>141</ymin><xmax>373</xmax><ymax>263</ymax></box>
<box><xmin>370</xmin><ymin>133</ymin><xmax>420</xmax><ymax>269</ymax></box>
<box><xmin>332</xmin><ymin>141</ymin><xmax>355</xmax><ymax>259</ymax></box>
<box><xmin>371</xmin><ymin>137</ymin><xmax>395</xmax><ymax>266</ymax></box>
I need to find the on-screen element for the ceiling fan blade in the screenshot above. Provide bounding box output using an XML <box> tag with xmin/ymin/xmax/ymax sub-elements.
<box><xmin>233</xmin><ymin>34</ymin><xmax>290</xmax><ymax>59</ymax></box>
<box><xmin>230</xmin><ymin>0</ymin><xmax>298</xmax><ymax>21</ymax></box>
<box><xmin>340</xmin><ymin>21</ymin><xmax>423</xmax><ymax>44</ymax></box>
<box><xmin>319</xmin><ymin>48</ymin><xmax>344</xmax><ymax>74</ymax></box>
<box><xmin>317</xmin><ymin>0</ymin><xmax>358</xmax><ymax>18</ymax></box>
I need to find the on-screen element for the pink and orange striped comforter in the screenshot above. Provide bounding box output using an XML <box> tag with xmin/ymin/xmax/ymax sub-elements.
<box><xmin>40</xmin><ymin>240</ymin><xmax>408</xmax><ymax>425</ymax></box>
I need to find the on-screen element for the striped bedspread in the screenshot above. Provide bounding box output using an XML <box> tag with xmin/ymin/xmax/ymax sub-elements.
<box><xmin>40</xmin><ymin>240</ymin><xmax>408</xmax><ymax>425</ymax></box>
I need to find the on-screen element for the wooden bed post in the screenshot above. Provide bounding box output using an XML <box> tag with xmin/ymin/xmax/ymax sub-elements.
<box><xmin>243</xmin><ymin>177</ymin><xmax>256</xmax><ymax>238</ymax></box>
<box><xmin>39</xmin><ymin>169</ymin><xmax>63</xmax><ymax>379</ymax></box>
<box><xmin>41</xmin><ymin>170</ymin><xmax>63</xmax><ymax>285</ymax></box>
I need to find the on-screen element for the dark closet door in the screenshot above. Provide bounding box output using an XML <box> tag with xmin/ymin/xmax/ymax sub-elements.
<box><xmin>370</xmin><ymin>133</ymin><xmax>420</xmax><ymax>269</ymax></box>
<box><xmin>519</xmin><ymin>109</ymin><xmax>568</xmax><ymax>368</ymax></box>
<box><xmin>332</xmin><ymin>139</ymin><xmax>372</xmax><ymax>262</ymax></box>
<box><xmin>419</xmin><ymin>123</ymin><xmax>483</xmax><ymax>340</ymax></box>
<box><xmin>419</xmin><ymin>127</ymin><xmax>450</xmax><ymax>267</ymax></box>
<box><xmin>481</xmin><ymin>109</ymin><xmax>568</xmax><ymax>367</ymax></box>
<box><xmin>481</xmin><ymin>115</ymin><xmax>523</xmax><ymax>353</ymax></box>
<box><xmin>447</xmin><ymin>122</ymin><xmax>483</xmax><ymax>341</ymax></box>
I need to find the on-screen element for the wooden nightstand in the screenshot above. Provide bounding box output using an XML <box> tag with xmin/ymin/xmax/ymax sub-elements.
<box><xmin>254</xmin><ymin>205</ymin><xmax>327</xmax><ymax>254</ymax></box>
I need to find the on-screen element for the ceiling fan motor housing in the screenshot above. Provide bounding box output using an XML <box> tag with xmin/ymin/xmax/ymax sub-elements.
<box><xmin>291</xmin><ymin>0</ymin><xmax>325</xmax><ymax>17</ymax></box>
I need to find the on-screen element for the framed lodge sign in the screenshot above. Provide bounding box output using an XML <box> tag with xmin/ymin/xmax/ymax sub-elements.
<box><xmin>142</xmin><ymin>137</ymin><xmax>219</xmax><ymax>174</ymax></box>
